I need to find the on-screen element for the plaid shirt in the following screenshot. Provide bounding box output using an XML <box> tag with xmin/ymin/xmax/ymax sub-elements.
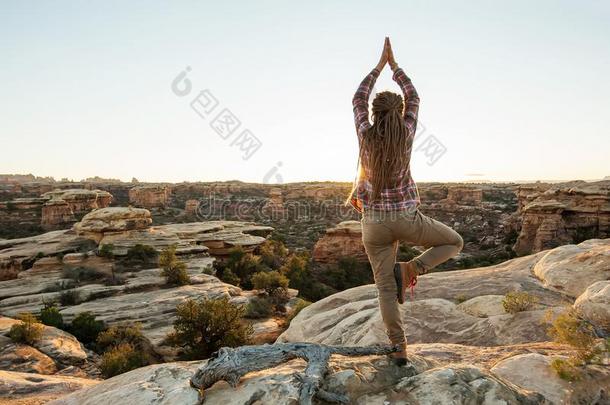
<box><xmin>348</xmin><ymin>67</ymin><xmax>421</xmax><ymax>213</ymax></box>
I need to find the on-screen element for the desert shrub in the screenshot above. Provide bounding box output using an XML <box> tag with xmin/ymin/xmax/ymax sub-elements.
<box><xmin>220</xmin><ymin>247</ymin><xmax>263</xmax><ymax>289</ymax></box>
<box><xmin>281</xmin><ymin>253</ymin><xmax>334</xmax><ymax>302</ymax></box>
<box><xmin>167</xmin><ymin>297</ymin><xmax>253</xmax><ymax>360</ymax></box>
<box><xmin>550</xmin><ymin>358</ymin><xmax>581</xmax><ymax>382</ymax></box>
<box><xmin>318</xmin><ymin>257</ymin><xmax>373</xmax><ymax>291</ymax></box>
<box><xmin>98</xmin><ymin>244</ymin><xmax>115</xmax><ymax>259</ymax></box>
<box><xmin>285</xmin><ymin>299</ymin><xmax>311</xmax><ymax>326</ymax></box>
<box><xmin>244</xmin><ymin>296</ymin><xmax>274</xmax><ymax>319</ymax></box>
<box><xmin>69</xmin><ymin>312</ymin><xmax>106</xmax><ymax>345</ymax></box>
<box><xmin>159</xmin><ymin>245</ymin><xmax>190</xmax><ymax>286</ymax></box>
<box><xmin>257</xmin><ymin>239</ymin><xmax>289</xmax><ymax>270</ymax></box>
<box><xmin>59</xmin><ymin>289</ymin><xmax>81</xmax><ymax>306</ymax></box>
<box><xmin>62</xmin><ymin>266</ymin><xmax>104</xmax><ymax>283</ymax></box>
<box><xmin>125</xmin><ymin>244</ymin><xmax>157</xmax><ymax>264</ymax></box>
<box><xmin>100</xmin><ymin>343</ymin><xmax>145</xmax><ymax>378</ymax></box>
<box><xmin>202</xmin><ymin>264</ymin><xmax>215</xmax><ymax>275</ymax></box>
<box><xmin>455</xmin><ymin>294</ymin><xmax>468</xmax><ymax>304</ymax></box>
<box><xmin>96</xmin><ymin>322</ymin><xmax>145</xmax><ymax>352</ymax></box>
<box><xmin>545</xmin><ymin>308</ymin><xmax>608</xmax><ymax>380</ymax></box>
<box><xmin>39</xmin><ymin>301</ymin><xmax>63</xmax><ymax>328</ymax></box>
<box><xmin>502</xmin><ymin>291</ymin><xmax>538</xmax><ymax>314</ymax></box>
<box><xmin>251</xmin><ymin>271</ymin><xmax>289</xmax><ymax>296</ymax></box>
<box><xmin>218</xmin><ymin>267</ymin><xmax>240</xmax><ymax>286</ymax></box>
<box><xmin>545</xmin><ymin>309</ymin><xmax>599</xmax><ymax>363</ymax></box>
<box><xmin>9</xmin><ymin>313</ymin><xmax>44</xmax><ymax>345</ymax></box>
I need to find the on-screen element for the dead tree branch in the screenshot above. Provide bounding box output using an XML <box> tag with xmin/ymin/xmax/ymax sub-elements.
<box><xmin>190</xmin><ymin>342</ymin><xmax>398</xmax><ymax>405</ymax></box>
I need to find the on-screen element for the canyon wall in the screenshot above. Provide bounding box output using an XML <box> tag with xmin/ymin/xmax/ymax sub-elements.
<box><xmin>513</xmin><ymin>180</ymin><xmax>610</xmax><ymax>255</ymax></box>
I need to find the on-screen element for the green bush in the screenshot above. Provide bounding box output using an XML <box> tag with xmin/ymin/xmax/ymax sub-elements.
<box><xmin>257</xmin><ymin>239</ymin><xmax>289</xmax><ymax>270</ymax></box>
<box><xmin>280</xmin><ymin>253</ymin><xmax>334</xmax><ymax>302</ymax></box>
<box><xmin>167</xmin><ymin>297</ymin><xmax>253</xmax><ymax>360</ymax></box>
<box><xmin>545</xmin><ymin>309</ymin><xmax>599</xmax><ymax>364</ymax></box>
<box><xmin>218</xmin><ymin>267</ymin><xmax>240</xmax><ymax>286</ymax></box>
<box><xmin>550</xmin><ymin>358</ymin><xmax>581</xmax><ymax>382</ymax></box>
<box><xmin>39</xmin><ymin>301</ymin><xmax>63</xmax><ymax>328</ymax></box>
<box><xmin>545</xmin><ymin>308</ymin><xmax>607</xmax><ymax>380</ymax></box>
<box><xmin>221</xmin><ymin>247</ymin><xmax>263</xmax><ymax>289</ymax></box>
<box><xmin>69</xmin><ymin>312</ymin><xmax>106</xmax><ymax>345</ymax></box>
<box><xmin>251</xmin><ymin>271</ymin><xmax>289</xmax><ymax>297</ymax></box>
<box><xmin>96</xmin><ymin>323</ymin><xmax>145</xmax><ymax>352</ymax></box>
<box><xmin>125</xmin><ymin>244</ymin><xmax>157</xmax><ymax>263</ymax></box>
<box><xmin>100</xmin><ymin>343</ymin><xmax>145</xmax><ymax>378</ymax></box>
<box><xmin>285</xmin><ymin>299</ymin><xmax>311</xmax><ymax>326</ymax></box>
<box><xmin>159</xmin><ymin>245</ymin><xmax>190</xmax><ymax>286</ymax></box>
<box><xmin>455</xmin><ymin>294</ymin><xmax>469</xmax><ymax>304</ymax></box>
<box><xmin>318</xmin><ymin>257</ymin><xmax>373</xmax><ymax>291</ymax></box>
<box><xmin>244</xmin><ymin>296</ymin><xmax>274</xmax><ymax>319</ymax></box>
<box><xmin>9</xmin><ymin>313</ymin><xmax>44</xmax><ymax>345</ymax></box>
<box><xmin>502</xmin><ymin>291</ymin><xmax>538</xmax><ymax>314</ymax></box>
<box><xmin>59</xmin><ymin>289</ymin><xmax>81</xmax><ymax>306</ymax></box>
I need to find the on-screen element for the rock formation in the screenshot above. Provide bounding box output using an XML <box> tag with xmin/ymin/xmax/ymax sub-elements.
<box><xmin>73</xmin><ymin>207</ymin><xmax>153</xmax><ymax>243</ymax></box>
<box><xmin>513</xmin><ymin>180</ymin><xmax>610</xmax><ymax>255</ymax></box>
<box><xmin>312</xmin><ymin>220</ymin><xmax>368</xmax><ymax>263</ymax></box>
<box><xmin>0</xmin><ymin>237</ymin><xmax>607</xmax><ymax>404</ymax></box>
<box><xmin>184</xmin><ymin>199</ymin><xmax>199</xmax><ymax>215</ymax></box>
<box><xmin>128</xmin><ymin>186</ymin><xmax>170</xmax><ymax>209</ymax></box>
<box><xmin>41</xmin><ymin>189</ymin><xmax>113</xmax><ymax>231</ymax></box>
<box><xmin>446</xmin><ymin>186</ymin><xmax>483</xmax><ymax>205</ymax></box>
<box><xmin>0</xmin><ymin>189</ymin><xmax>113</xmax><ymax>239</ymax></box>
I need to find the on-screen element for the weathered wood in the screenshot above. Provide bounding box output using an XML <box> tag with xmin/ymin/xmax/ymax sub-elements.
<box><xmin>190</xmin><ymin>342</ymin><xmax>398</xmax><ymax>404</ymax></box>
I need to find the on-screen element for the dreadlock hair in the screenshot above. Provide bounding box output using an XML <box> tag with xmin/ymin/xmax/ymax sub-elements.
<box><xmin>359</xmin><ymin>91</ymin><xmax>409</xmax><ymax>202</ymax></box>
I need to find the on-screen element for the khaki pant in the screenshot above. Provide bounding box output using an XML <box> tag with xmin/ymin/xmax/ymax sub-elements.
<box><xmin>361</xmin><ymin>208</ymin><xmax>463</xmax><ymax>345</ymax></box>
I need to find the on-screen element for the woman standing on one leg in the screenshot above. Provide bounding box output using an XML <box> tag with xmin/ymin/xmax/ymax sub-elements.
<box><xmin>347</xmin><ymin>38</ymin><xmax>463</xmax><ymax>365</ymax></box>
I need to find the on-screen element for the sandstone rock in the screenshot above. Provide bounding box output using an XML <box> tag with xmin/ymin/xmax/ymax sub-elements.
<box><xmin>533</xmin><ymin>239</ymin><xmax>610</xmax><ymax>298</ymax></box>
<box><xmin>49</xmin><ymin>351</ymin><xmax>549</xmax><ymax>405</ymax></box>
<box><xmin>312</xmin><ymin>220</ymin><xmax>368</xmax><ymax>263</ymax></box>
<box><xmin>514</xmin><ymin>181</ymin><xmax>610</xmax><ymax>255</ymax></box>
<box><xmin>389</xmin><ymin>365</ymin><xmax>543</xmax><ymax>405</ymax></box>
<box><xmin>128</xmin><ymin>185</ymin><xmax>170</xmax><ymax>209</ymax></box>
<box><xmin>0</xmin><ymin>317</ymin><xmax>87</xmax><ymax>365</ymax></box>
<box><xmin>0</xmin><ymin>369</ymin><xmax>97</xmax><ymax>403</ymax></box>
<box><xmin>574</xmin><ymin>280</ymin><xmax>610</xmax><ymax>329</ymax></box>
<box><xmin>457</xmin><ymin>295</ymin><xmax>506</xmax><ymax>317</ymax></box>
<box><xmin>446</xmin><ymin>186</ymin><xmax>483</xmax><ymax>205</ymax></box>
<box><xmin>73</xmin><ymin>207</ymin><xmax>152</xmax><ymax>242</ymax></box>
<box><xmin>278</xmin><ymin>239</ymin><xmax>610</xmax><ymax>346</ymax></box>
<box><xmin>491</xmin><ymin>352</ymin><xmax>610</xmax><ymax>405</ymax></box>
<box><xmin>184</xmin><ymin>199</ymin><xmax>199</xmax><ymax>215</ymax></box>
<box><xmin>41</xmin><ymin>189</ymin><xmax>113</xmax><ymax>231</ymax></box>
<box><xmin>278</xmin><ymin>288</ymin><xmax>561</xmax><ymax>347</ymax></box>
<box><xmin>96</xmin><ymin>221</ymin><xmax>271</xmax><ymax>256</ymax></box>
<box><xmin>57</xmin><ymin>279</ymin><xmax>242</xmax><ymax>357</ymax></box>
<box><xmin>0</xmin><ymin>230</ymin><xmax>90</xmax><ymax>280</ymax></box>
<box><xmin>0</xmin><ymin>343</ymin><xmax>58</xmax><ymax>374</ymax></box>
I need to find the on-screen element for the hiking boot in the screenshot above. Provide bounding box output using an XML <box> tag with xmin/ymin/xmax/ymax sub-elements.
<box><xmin>390</xmin><ymin>342</ymin><xmax>408</xmax><ymax>366</ymax></box>
<box><xmin>394</xmin><ymin>262</ymin><xmax>418</xmax><ymax>304</ymax></box>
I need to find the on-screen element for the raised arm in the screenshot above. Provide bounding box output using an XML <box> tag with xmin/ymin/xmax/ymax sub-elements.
<box><xmin>352</xmin><ymin>68</ymin><xmax>380</xmax><ymax>137</ymax></box>
<box><xmin>352</xmin><ymin>38</ymin><xmax>389</xmax><ymax>138</ymax></box>
<box><xmin>387</xmin><ymin>39</ymin><xmax>420</xmax><ymax>136</ymax></box>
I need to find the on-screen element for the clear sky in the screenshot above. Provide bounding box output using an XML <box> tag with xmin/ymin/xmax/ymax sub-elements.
<box><xmin>1</xmin><ymin>0</ymin><xmax>608</xmax><ymax>184</ymax></box>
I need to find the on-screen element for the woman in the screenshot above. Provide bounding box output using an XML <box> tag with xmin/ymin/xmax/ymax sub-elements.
<box><xmin>347</xmin><ymin>37</ymin><xmax>463</xmax><ymax>365</ymax></box>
